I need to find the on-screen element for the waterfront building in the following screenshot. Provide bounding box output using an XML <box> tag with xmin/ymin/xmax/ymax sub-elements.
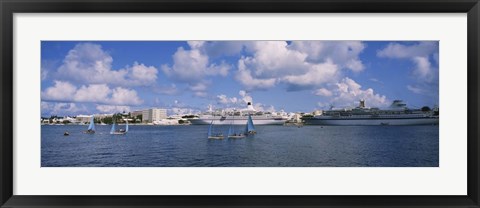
<box><xmin>142</xmin><ymin>108</ymin><xmax>167</xmax><ymax>123</ymax></box>
<box><xmin>75</xmin><ymin>115</ymin><xmax>92</xmax><ymax>124</ymax></box>
<box><xmin>131</xmin><ymin>110</ymin><xmax>143</xmax><ymax>118</ymax></box>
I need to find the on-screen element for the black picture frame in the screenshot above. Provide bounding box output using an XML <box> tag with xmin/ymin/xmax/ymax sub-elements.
<box><xmin>1</xmin><ymin>0</ymin><xmax>479</xmax><ymax>207</ymax></box>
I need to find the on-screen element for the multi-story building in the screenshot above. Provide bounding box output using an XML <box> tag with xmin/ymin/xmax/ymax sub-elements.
<box><xmin>131</xmin><ymin>110</ymin><xmax>143</xmax><ymax>118</ymax></box>
<box><xmin>142</xmin><ymin>108</ymin><xmax>167</xmax><ymax>123</ymax></box>
<box><xmin>75</xmin><ymin>115</ymin><xmax>92</xmax><ymax>124</ymax></box>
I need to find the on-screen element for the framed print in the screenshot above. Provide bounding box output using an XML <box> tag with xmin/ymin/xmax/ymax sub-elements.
<box><xmin>1</xmin><ymin>0</ymin><xmax>479</xmax><ymax>207</ymax></box>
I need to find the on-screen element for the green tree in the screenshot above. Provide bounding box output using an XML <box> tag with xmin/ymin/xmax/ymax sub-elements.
<box><xmin>421</xmin><ymin>106</ymin><xmax>431</xmax><ymax>112</ymax></box>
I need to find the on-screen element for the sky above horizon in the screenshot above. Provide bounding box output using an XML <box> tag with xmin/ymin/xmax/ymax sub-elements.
<box><xmin>41</xmin><ymin>41</ymin><xmax>439</xmax><ymax>117</ymax></box>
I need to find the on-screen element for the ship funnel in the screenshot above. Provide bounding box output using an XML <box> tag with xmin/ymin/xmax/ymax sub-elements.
<box><xmin>246</xmin><ymin>102</ymin><xmax>256</xmax><ymax>111</ymax></box>
<box><xmin>359</xmin><ymin>100</ymin><xmax>366</xmax><ymax>108</ymax></box>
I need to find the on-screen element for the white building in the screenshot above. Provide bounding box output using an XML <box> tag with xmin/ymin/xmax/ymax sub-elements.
<box><xmin>75</xmin><ymin>115</ymin><xmax>92</xmax><ymax>124</ymax></box>
<box><xmin>142</xmin><ymin>108</ymin><xmax>167</xmax><ymax>123</ymax></box>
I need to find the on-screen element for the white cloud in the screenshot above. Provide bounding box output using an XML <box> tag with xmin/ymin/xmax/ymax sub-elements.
<box><xmin>281</xmin><ymin>61</ymin><xmax>339</xmax><ymax>90</ymax></box>
<box><xmin>369</xmin><ymin>78</ymin><xmax>383</xmax><ymax>84</ymax></box>
<box><xmin>289</xmin><ymin>41</ymin><xmax>366</xmax><ymax>72</ymax></box>
<box><xmin>407</xmin><ymin>85</ymin><xmax>426</xmax><ymax>94</ymax></box>
<box><xmin>169</xmin><ymin>107</ymin><xmax>200</xmax><ymax>115</ymax></box>
<box><xmin>42</xmin><ymin>81</ymin><xmax>143</xmax><ymax>106</ymax></box>
<box><xmin>216</xmin><ymin>94</ymin><xmax>238</xmax><ymax>104</ymax></box>
<box><xmin>161</xmin><ymin>47</ymin><xmax>230</xmax><ymax>82</ymax></box>
<box><xmin>377</xmin><ymin>41</ymin><xmax>438</xmax><ymax>82</ymax></box>
<box><xmin>73</xmin><ymin>84</ymin><xmax>111</xmax><ymax>103</ymax></box>
<box><xmin>316</xmin><ymin>77</ymin><xmax>388</xmax><ymax>108</ymax></box>
<box><xmin>234</xmin><ymin>41</ymin><xmax>364</xmax><ymax>91</ymax></box>
<box><xmin>189</xmin><ymin>82</ymin><xmax>209</xmax><ymax>92</ymax></box>
<box><xmin>41</xmin><ymin>101</ymin><xmax>87</xmax><ymax>116</ymax></box>
<box><xmin>214</xmin><ymin>90</ymin><xmax>255</xmax><ymax>109</ymax></box>
<box><xmin>236</xmin><ymin>59</ymin><xmax>276</xmax><ymax>90</ymax></box>
<box><xmin>315</xmin><ymin>88</ymin><xmax>333</xmax><ymax>97</ymax></box>
<box><xmin>109</xmin><ymin>87</ymin><xmax>143</xmax><ymax>105</ymax></box>
<box><xmin>239</xmin><ymin>90</ymin><xmax>253</xmax><ymax>104</ymax></box>
<box><xmin>241</xmin><ymin>41</ymin><xmax>310</xmax><ymax>78</ymax></box>
<box><xmin>56</xmin><ymin>43</ymin><xmax>158</xmax><ymax>86</ymax></box>
<box><xmin>253</xmin><ymin>103</ymin><xmax>275</xmax><ymax>112</ymax></box>
<box><xmin>41</xmin><ymin>81</ymin><xmax>77</xmax><ymax>101</ymax></box>
<box><xmin>377</xmin><ymin>42</ymin><xmax>437</xmax><ymax>59</ymax></box>
<box><xmin>412</xmin><ymin>56</ymin><xmax>434</xmax><ymax>82</ymax></box>
<box><xmin>377</xmin><ymin>41</ymin><xmax>438</xmax><ymax>94</ymax></box>
<box><xmin>124</xmin><ymin>62</ymin><xmax>158</xmax><ymax>86</ymax></box>
<box><xmin>161</xmin><ymin>45</ymin><xmax>232</xmax><ymax>96</ymax></box>
<box><xmin>96</xmin><ymin>105</ymin><xmax>131</xmax><ymax>113</ymax></box>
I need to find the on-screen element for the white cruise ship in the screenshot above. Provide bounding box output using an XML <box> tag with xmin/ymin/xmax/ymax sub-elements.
<box><xmin>301</xmin><ymin>100</ymin><xmax>439</xmax><ymax>126</ymax></box>
<box><xmin>188</xmin><ymin>102</ymin><xmax>288</xmax><ymax>125</ymax></box>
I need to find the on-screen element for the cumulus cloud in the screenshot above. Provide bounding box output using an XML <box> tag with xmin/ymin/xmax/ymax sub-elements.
<box><xmin>315</xmin><ymin>88</ymin><xmax>333</xmax><ymax>97</ymax></box>
<box><xmin>42</xmin><ymin>81</ymin><xmax>143</xmax><ymax>106</ymax></box>
<box><xmin>217</xmin><ymin>94</ymin><xmax>238</xmax><ymax>104</ymax></box>
<box><xmin>234</xmin><ymin>41</ymin><xmax>363</xmax><ymax>91</ymax></box>
<box><xmin>377</xmin><ymin>42</ymin><xmax>437</xmax><ymax>59</ymax></box>
<box><xmin>412</xmin><ymin>56</ymin><xmax>435</xmax><ymax>82</ymax></box>
<box><xmin>188</xmin><ymin>41</ymin><xmax>248</xmax><ymax>58</ymax></box>
<box><xmin>161</xmin><ymin>45</ymin><xmax>232</xmax><ymax>96</ymax></box>
<box><xmin>281</xmin><ymin>61</ymin><xmax>339</xmax><ymax>91</ymax></box>
<box><xmin>377</xmin><ymin>41</ymin><xmax>438</xmax><ymax>83</ymax></box>
<box><xmin>253</xmin><ymin>103</ymin><xmax>276</xmax><ymax>112</ymax></box>
<box><xmin>161</xmin><ymin>47</ymin><xmax>229</xmax><ymax>82</ymax></box>
<box><xmin>316</xmin><ymin>77</ymin><xmax>388</xmax><ymax>108</ymax></box>
<box><xmin>289</xmin><ymin>41</ymin><xmax>366</xmax><ymax>72</ymax></box>
<box><xmin>109</xmin><ymin>87</ymin><xmax>143</xmax><ymax>105</ymax></box>
<box><xmin>74</xmin><ymin>84</ymin><xmax>111</xmax><ymax>103</ymax></box>
<box><xmin>238</xmin><ymin>90</ymin><xmax>253</xmax><ymax>104</ymax></box>
<box><xmin>236</xmin><ymin>59</ymin><xmax>277</xmax><ymax>90</ymax></box>
<box><xmin>41</xmin><ymin>80</ymin><xmax>78</xmax><ymax>102</ymax></box>
<box><xmin>96</xmin><ymin>105</ymin><xmax>131</xmax><ymax>113</ymax></box>
<box><xmin>169</xmin><ymin>107</ymin><xmax>201</xmax><ymax>115</ymax></box>
<box><xmin>377</xmin><ymin>41</ymin><xmax>438</xmax><ymax>100</ymax></box>
<box><xmin>56</xmin><ymin>43</ymin><xmax>158</xmax><ymax>86</ymax></box>
<box><xmin>213</xmin><ymin>90</ymin><xmax>256</xmax><ymax>108</ymax></box>
<box><xmin>41</xmin><ymin>101</ymin><xmax>87</xmax><ymax>116</ymax></box>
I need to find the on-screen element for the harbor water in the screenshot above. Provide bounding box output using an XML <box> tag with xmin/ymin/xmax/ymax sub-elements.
<box><xmin>41</xmin><ymin>125</ymin><xmax>439</xmax><ymax>167</ymax></box>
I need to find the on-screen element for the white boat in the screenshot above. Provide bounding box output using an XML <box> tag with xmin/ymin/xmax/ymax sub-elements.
<box><xmin>110</xmin><ymin>119</ymin><xmax>129</xmax><ymax>135</ymax></box>
<box><xmin>83</xmin><ymin>115</ymin><xmax>95</xmax><ymax>134</ymax></box>
<box><xmin>207</xmin><ymin>121</ymin><xmax>224</xmax><ymax>140</ymax></box>
<box><xmin>302</xmin><ymin>100</ymin><xmax>439</xmax><ymax>126</ymax></box>
<box><xmin>189</xmin><ymin>102</ymin><xmax>288</xmax><ymax>125</ymax></box>
<box><xmin>227</xmin><ymin>113</ymin><xmax>245</xmax><ymax>139</ymax></box>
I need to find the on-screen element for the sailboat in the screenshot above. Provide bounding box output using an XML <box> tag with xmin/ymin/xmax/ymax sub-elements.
<box><xmin>245</xmin><ymin>115</ymin><xmax>256</xmax><ymax>135</ymax></box>
<box><xmin>83</xmin><ymin>115</ymin><xmax>95</xmax><ymax>134</ymax></box>
<box><xmin>110</xmin><ymin>119</ymin><xmax>128</xmax><ymax>135</ymax></box>
<box><xmin>227</xmin><ymin>111</ymin><xmax>245</xmax><ymax>139</ymax></box>
<box><xmin>207</xmin><ymin>121</ymin><xmax>224</xmax><ymax>139</ymax></box>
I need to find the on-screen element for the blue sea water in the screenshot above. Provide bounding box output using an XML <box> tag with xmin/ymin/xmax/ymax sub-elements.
<box><xmin>41</xmin><ymin>125</ymin><xmax>439</xmax><ymax>167</ymax></box>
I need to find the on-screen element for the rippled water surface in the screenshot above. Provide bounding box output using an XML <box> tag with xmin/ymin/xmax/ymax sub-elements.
<box><xmin>41</xmin><ymin>125</ymin><xmax>438</xmax><ymax>167</ymax></box>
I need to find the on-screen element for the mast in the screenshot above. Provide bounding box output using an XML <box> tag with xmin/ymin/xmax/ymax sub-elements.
<box><xmin>247</xmin><ymin>115</ymin><xmax>255</xmax><ymax>132</ymax></box>
<box><xmin>208</xmin><ymin>121</ymin><xmax>213</xmax><ymax>137</ymax></box>
<box><xmin>228</xmin><ymin>109</ymin><xmax>235</xmax><ymax>136</ymax></box>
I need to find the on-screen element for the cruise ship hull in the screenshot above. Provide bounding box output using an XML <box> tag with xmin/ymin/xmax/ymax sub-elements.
<box><xmin>189</xmin><ymin>118</ymin><xmax>286</xmax><ymax>125</ymax></box>
<box><xmin>303</xmin><ymin>117</ymin><xmax>439</xmax><ymax>126</ymax></box>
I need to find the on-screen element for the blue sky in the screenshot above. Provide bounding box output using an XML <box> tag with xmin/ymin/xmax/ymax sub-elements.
<box><xmin>41</xmin><ymin>41</ymin><xmax>439</xmax><ymax>117</ymax></box>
